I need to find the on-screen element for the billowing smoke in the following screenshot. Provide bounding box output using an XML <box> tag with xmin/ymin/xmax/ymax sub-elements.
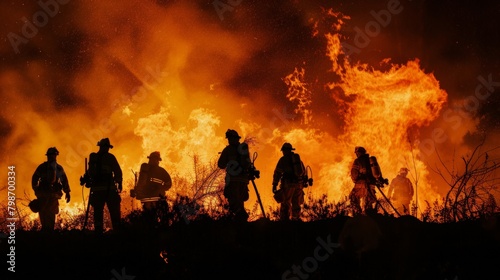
<box><xmin>1</xmin><ymin>0</ymin><xmax>498</xmax><ymax>218</ymax></box>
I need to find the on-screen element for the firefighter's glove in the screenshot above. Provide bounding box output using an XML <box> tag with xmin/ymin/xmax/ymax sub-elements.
<box><xmin>79</xmin><ymin>175</ymin><xmax>85</xmax><ymax>186</ymax></box>
<box><xmin>376</xmin><ymin>178</ymin><xmax>387</xmax><ymax>187</ymax></box>
<box><xmin>65</xmin><ymin>192</ymin><xmax>71</xmax><ymax>203</ymax></box>
<box><xmin>80</xmin><ymin>173</ymin><xmax>90</xmax><ymax>187</ymax></box>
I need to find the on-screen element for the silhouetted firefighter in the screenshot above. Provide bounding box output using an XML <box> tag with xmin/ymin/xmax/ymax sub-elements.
<box><xmin>80</xmin><ymin>138</ymin><xmax>123</xmax><ymax>234</ymax></box>
<box><xmin>131</xmin><ymin>151</ymin><xmax>172</xmax><ymax>227</ymax></box>
<box><xmin>272</xmin><ymin>143</ymin><xmax>312</xmax><ymax>221</ymax></box>
<box><xmin>388</xmin><ymin>167</ymin><xmax>414</xmax><ymax>215</ymax></box>
<box><xmin>349</xmin><ymin>146</ymin><xmax>379</xmax><ymax>215</ymax></box>
<box><xmin>217</xmin><ymin>129</ymin><xmax>251</xmax><ymax>222</ymax></box>
<box><xmin>31</xmin><ymin>147</ymin><xmax>71</xmax><ymax>232</ymax></box>
<box><xmin>349</xmin><ymin>146</ymin><xmax>397</xmax><ymax>216</ymax></box>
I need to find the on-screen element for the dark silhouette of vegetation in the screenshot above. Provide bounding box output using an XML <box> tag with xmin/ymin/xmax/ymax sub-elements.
<box><xmin>1</xmin><ymin>152</ymin><xmax>500</xmax><ymax>280</ymax></box>
<box><xmin>430</xmin><ymin>139</ymin><xmax>500</xmax><ymax>222</ymax></box>
<box><xmin>302</xmin><ymin>193</ymin><xmax>349</xmax><ymax>220</ymax></box>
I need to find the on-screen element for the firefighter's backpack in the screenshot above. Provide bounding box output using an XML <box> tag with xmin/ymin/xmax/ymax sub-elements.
<box><xmin>291</xmin><ymin>153</ymin><xmax>305</xmax><ymax>178</ymax></box>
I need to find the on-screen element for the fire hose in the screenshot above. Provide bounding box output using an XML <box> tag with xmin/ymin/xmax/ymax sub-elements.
<box><xmin>364</xmin><ymin>180</ymin><xmax>401</xmax><ymax>217</ymax></box>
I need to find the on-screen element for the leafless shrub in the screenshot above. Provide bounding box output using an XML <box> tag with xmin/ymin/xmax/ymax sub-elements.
<box><xmin>302</xmin><ymin>193</ymin><xmax>349</xmax><ymax>221</ymax></box>
<box><xmin>430</xmin><ymin>138</ymin><xmax>500</xmax><ymax>222</ymax></box>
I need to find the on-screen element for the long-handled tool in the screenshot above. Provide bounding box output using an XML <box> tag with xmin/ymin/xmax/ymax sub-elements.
<box><xmin>363</xmin><ymin>182</ymin><xmax>388</xmax><ymax>215</ymax></box>
<box><xmin>374</xmin><ymin>181</ymin><xmax>401</xmax><ymax>217</ymax></box>
<box><xmin>82</xmin><ymin>191</ymin><xmax>92</xmax><ymax>231</ymax></box>
<box><xmin>80</xmin><ymin>157</ymin><xmax>93</xmax><ymax>231</ymax></box>
<box><xmin>249</xmin><ymin>152</ymin><xmax>267</xmax><ymax>219</ymax></box>
<box><xmin>369</xmin><ymin>156</ymin><xmax>400</xmax><ymax>216</ymax></box>
<box><xmin>130</xmin><ymin>169</ymin><xmax>138</xmax><ymax>211</ymax></box>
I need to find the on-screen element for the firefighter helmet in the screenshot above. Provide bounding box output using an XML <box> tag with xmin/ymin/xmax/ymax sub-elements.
<box><xmin>354</xmin><ymin>146</ymin><xmax>366</xmax><ymax>154</ymax></box>
<box><xmin>45</xmin><ymin>147</ymin><xmax>59</xmax><ymax>156</ymax></box>
<box><xmin>225</xmin><ymin>129</ymin><xmax>241</xmax><ymax>139</ymax></box>
<box><xmin>399</xmin><ymin>167</ymin><xmax>409</xmax><ymax>175</ymax></box>
<box><xmin>29</xmin><ymin>199</ymin><xmax>41</xmax><ymax>213</ymax></box>
<box><xmin>281</xmin><ymin>142</ymin><xmax>295</xmax><ymax>151</ymax></box>
<box><xmin>97</xmin><ymin>138</ymin><xmax>114</xmax><ymax>148</ymax></box>
<box><xmin>148</xmin><ymin>151</ymin><xmax>162</xmax><ymax>161</ymax></box>
<box><xmin>273</xmin><ymin>189</ymin><xmax>285</xmax><ymax>203</ymax></box>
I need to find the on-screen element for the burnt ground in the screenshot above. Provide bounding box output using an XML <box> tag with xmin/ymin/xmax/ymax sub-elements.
<box><xmin>2</xmin><ymin>214</ymin><xmax>500</xmax><ymax>280</ymax></box>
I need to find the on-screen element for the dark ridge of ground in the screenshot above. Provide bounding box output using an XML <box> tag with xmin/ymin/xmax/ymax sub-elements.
<box><xmin>2</xmin><ymin>214</ymin><xmax>500</xmax><ymax>280</ymax></box>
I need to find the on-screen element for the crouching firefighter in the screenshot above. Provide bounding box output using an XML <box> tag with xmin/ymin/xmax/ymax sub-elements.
<box><xmin>272</xmin><ymin>143</ymin><xmax>308</xmax><ymax>221</ymax></box>
<box><xmin>131</xmin><ymin>151</ymin><xmax>172</xmax><ymax>227</ymax></box>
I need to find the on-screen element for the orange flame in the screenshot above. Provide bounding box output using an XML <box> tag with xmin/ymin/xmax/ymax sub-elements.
<box><xmin>283</xmin><ymin>67</ymin><xmax>313</xmax><ymax>125</ymax></box>
<box><xmin>1</xmin><ymin>2</ymin><xmax>461</xmax><ymax>224</ymax></box>
<box><xmin>321</xmin><ymin>17</ymin><xmax>447</xmax><ymax>207</ymax></box>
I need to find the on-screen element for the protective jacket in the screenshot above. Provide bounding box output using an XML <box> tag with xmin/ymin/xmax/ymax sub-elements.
<box><xmin>31</xmin><ymin>160</ymin><xmax>71</xmax><ymax>230</ymax></box>
<box><xmin>217</xmin><ymin>142</ymin><xmax>251</xmax><ymax>183</ymax></box>
<box><xmin>388</xmin><ymin>175</ymin><xmax>414</xmax><ymax>200</ymax></box>
<box><xmin>87</xmin><ymin>151</ymin><xmax>122</xmax><ymax>191</ymax></box>
<box><xmin>272</xmin><ymin>152</ymin><xmax>306</xmax><ymax>186</ymax></box>
<box><xmin>350</xmin><ymin>153</ymin><xmax>375</xmax><ymax>184</ymax></box>
<box><xmin>349</xmin><ymin>153</ymin><xmax>377</xmax><ymax>214</ymax></box>
<box><xmin>136</xmin><ymin>163</ymin><xmax>172</xmax><ymax>203</ymax></box>
<box><xmin>32</xmin><ymin>161</ymin><xmax>70</xmax><ymax>196</ymax></box>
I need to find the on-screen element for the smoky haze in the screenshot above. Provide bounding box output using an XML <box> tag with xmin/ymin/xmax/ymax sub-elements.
<box><xmin>1</xmin><ymin>0</ymin><xmax>499</xmax><ymax>216</ymax></box>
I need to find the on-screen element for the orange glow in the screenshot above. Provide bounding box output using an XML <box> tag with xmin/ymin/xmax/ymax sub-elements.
<box><xmin>283</xmin><ymin>67</ymin><xmax>313</xmax><ymax>125</ymax></box>
<box><xmin>4</xmin><ymin>1</ymin><xmax>486</xmax><ymax>226</ymax></box>
<box><xmin>321</xmin><ymin>18</ymin><xmax>447</xmax><ymax>207</ymax></box>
